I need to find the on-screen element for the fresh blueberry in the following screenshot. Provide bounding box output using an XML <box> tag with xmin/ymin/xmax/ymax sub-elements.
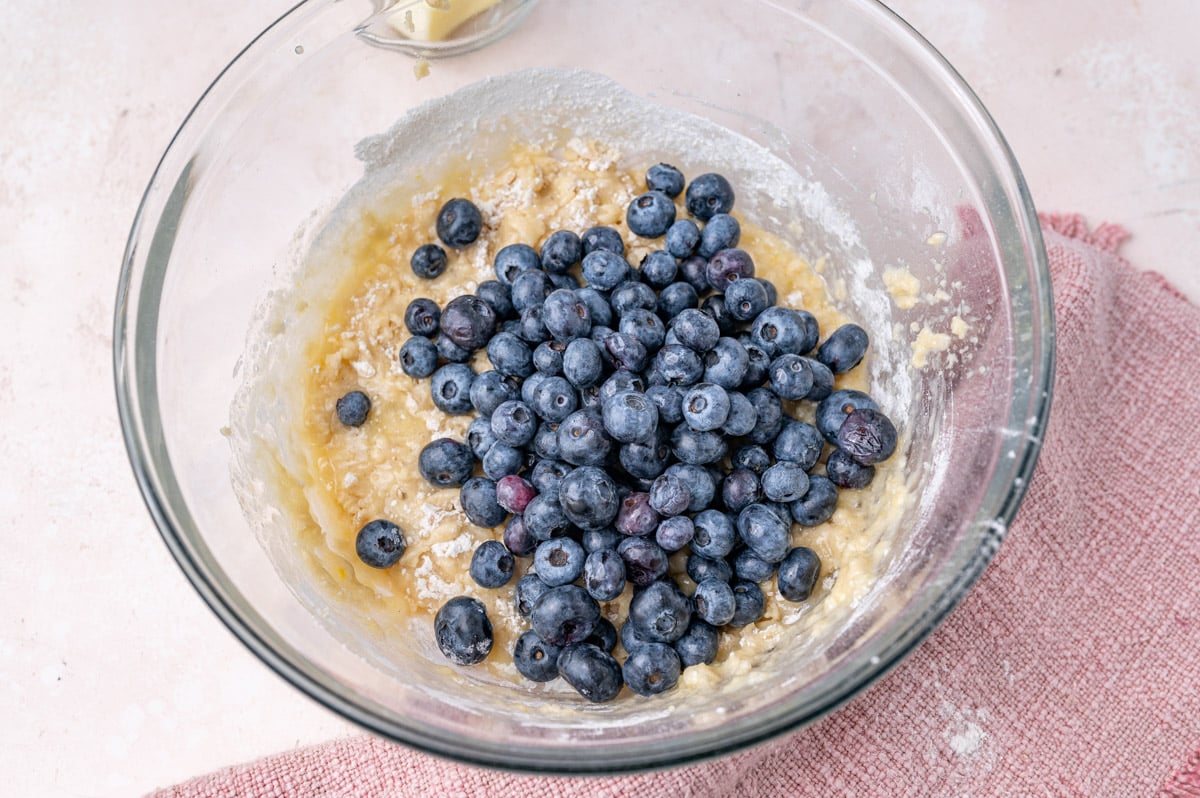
<box><xmin>469</xmin><ymin>539</ymin><xmax>515</xmax><ymax>588</ymax></box>
<box><xmin>762</xmin><ymin>500</ymin><xmax>793</xmax><ymax>527</ymax></box>
<box><xmin>686</xmin><ymin>552</ymin><xmax>732</xmax><ymax>584</ymax></box>
<box><xmin>721</xmin><ymin>391</ymin><xmax>758</xmax><ymax>436</ymax></box>
<box><xmin>500</xmin><ymin>318</ymin><xmax>524</xmax><ymax>336</ymax></box>
<box><xmin>644</xmin><ymin>385</ymin><xmax>684</xmax><ymax>426</ymax></box>
<box><xmin>600</xmin><ymin>369</ymin><xmax>645</xmax><ymax>401</ymax></box>
<box><xmin>524</xmin><ymin>493</ymin><xmax>574</xmax><ymax>541</ymax></box>
<box><xmin>619</xmin><ymin>436</ymin><xmax>672</xmax><ymax>480</ymax></box>
<box><xmin>439</xmin><ymin>295</ymin><xmax>496</xmax><ymax>351</ymax></box>
<box><xmin>729</xmin><ymin>580</ymin><xmax>766</xmax><ymax>626</ymax></box>
<box><xmin>778</xmin><ymin>546</ymin><xmax>822</xmax><ymax>602</ymax></box>
<box><xmin>481</xmin><ymin>442</ymin><xmax>523</xmax><ymax>480</ymax></box>
<box><xmin>354</xmin><ymin>519</ymin><xmax>406</xmax><ymax>568</ymax></box>
<box><xmin>399</xmin><ymin>336</ymin><xmax>438</xmax><ymax>378</ymax></box>
<box><xmin>410</xmin><ymin>243</ymin><xmax>448</xmax><ymax>279</ymax></box>
<box><xmin>740</xmin><ymin>343</ymin><xmax>771</xmax><ymax>389</ymax></box>
<box><xmin>773</xmin><ymin>419</ymin><xmax>824</xmax><ymax>470</ymax></box>
<box><xmin>513</xmin><ymin>630</ymin><xmax>562</xmax><ymax>682</ymax></box>
<box><xmin>523</xmin><ymin>375</ymin><xmax>572</xmax><ymax>423</ymax></box>
<box><xmin>761</xmin><ymin>461</ymin><xmax>811</xmax><ymax>503</ymax></box>
<box><xmin>699</xmin><ymin>294</ymin><xmax>736</xmax><ymax>336</ymax></box>
<box><xmin>460</xmin><ymin>477</ymin><xmax>506</xmax><ymax>528</ymax></box>
<box><xmin>652</xmin><ymin>345</ymin><xmax>704</xmax><ymax>387</ymax></box>
<box><xmin>768</xmin><ymin>354</ymin><xmax>815</xmax><ymax>400</ymax></box>
<box><xmin>654</xmin><ymin>515</ymin><xmax>694</xmax><ymax>553</ymax></box>
<box><xmin>557</xmin><ymin>643</ymin><xmax>623</xmax><ymax>703</ymax></box>
<box><xmin>486</xmin><ymin>331</ymin><xmax>533</xmax><ymax>378</ymax></box>
<box><xmin>475</xmin><ymin>279</ymin><xmax>514</xmax><ymax>319</ymax></box>
<box><xmin>758</xmin><ymin>277</ymin><xmax>778</xmax><ymax>306</ymax></box>
<box><xmin>503</xmin><ymin>515</ymin><xmax>537</xmax><ymax>557</ymax></box>
<box><xmin>430</xmin><ymin>364</ymin><xmax>475</xmax><ymax>415</ymax></box>
<box><xmin>790</xmin><ymin>474</ymin><xmax>839</xmax><ymax>526</ymax></box>
<box><xmin>691</xmin><ymin>509</ymin><xmax>737</xmax><ymax>559</ymax></box>
<box><xmin>587</xmin><ymin>617</ymin><xmax>619</xmax><ymax>653</ymax></box>
<box><xmin>678</xmin><ymin>255</ymin><xmax>710</xmax><ymax>292</ymax></box>
<box><xmin>620</xmin><ymin>619</ymin><xmax>655</xmax><ymax>653</ymax></box>
<box><xmin>511</xmin><ymin>270</ymin><xmax>552</xmax><ymax>314</ymax></box>
<box><xmin>467</xmin><ymin>416</ymin><xmax>497</xmax><ymax>459</ymax></box>
<box><xmin>588</xmin><ymin>325</ymin><xmax>615</xmax><ymax>355</ymax></box>
<box><xmin>404</xmin><ymin>298</ymin><xmax>441</xmax><ymax>337</ymax></box>
<box><xmin>731</xmin><ymin>444</ymin><xmax>771</xmax><ymax>475</ymax></box>
<box><xmin>736</xmin><ymin>503</ymin><xmax>791</xmax><ymax>563</ymax></box>
<box><xmin>723</xmin><ymin>277</ymin><xmax>768</xmax><ymax>322</ymax></box>
<box><xmin>533</xmin><ymin>421</ymin><xmax>562</xmax><ymax>460</ymax></box>
<box><xmin>698</xmin><ymin>213</ymin><xmax>740</xmax><ymax>259</ymax></box>
<box><xmin>664</xmin><ymin>219</ymin><xmax>700</xmax><ymax>259</ymax></box>
<box><xmin>627</xmin><ymin>191</ymin><xmax>677</xmax><ymax>238</ymax></box>
<box><xmin>490</xmin><ymin>400</ymin><xmax>536</xmax><ymax>447</ymax></box>
<box><xmin>733</xmin><ymin>548</ymin><xmax>777</xmax><ymax>583</ymax></box>
<box><xmin>640</xmin><ymin>251</ymin><xmax>679</xmax><ymax>289</ymax></box>
<box><xmin>656</xmin><ymin>281</ymin><xmax>699</xmax><ymax>319</ymax></box>
<box><xmin>817</xmin><ymin>323</ymin><xmax>869</xmax><ymax>374</ymax></box>
<box><xmin>336</xmin><ymin>390</ymin><xmax>371</xmax><ymax>427</ymax></box>
<box><xmin>529</xmin><ymin>458</ymin><xmax>570</xmax><ymax>496</ymax></box>
<box><xmin>646</xmin><ymin>163</ymin><xmax>685</xmax><ymax>197</ymax></box>
<box><xmin>603</xmin><ymin>332</ymin><xmax>649</xmax><ymax>373</ymax></box>
<box><xmin>816</xmin><ymin>389</ymin><xmax>880</xmax><ymax>444</ymax></box>
<box><xmin>530</xmin><ymin>585</ymin><xmax>600</xmax><ymax>646</ymax></box>
<box><xmin>517</xmin><ymin>304</ymin><xmax>549</xmax><ymax>344</ymax></box>
<box><xmin>615</xmin><ymin>492</ymin><xmax>661</xmax><ymax>538</ymax></box>
<box><xmin>540</xmin><ymin>230</ymin><xmax>582</xmax><ymax>274</ymax></box>
<box><xmin>581</xmin><ymin>225</ymin><xmax>625</xmax><ymax>257</ymax></box>
<box><xmin>582</xmin><ymin>526</ymin><xmax>621</xmax><ymax>553</ymax></box>
<box><xmin>611</xmin><ymin>281</ymin><xmax>657</xmax><ymax>316</ymax></box>
<box><xmin>827</xmin><ymin>446</ymin><xmax>876</xmax><ymax>488</ymax></box>
<box><xmin>682</xmin><ymin>382</ymin><xmax>731</xmax><ymax>432</ymax></box>
<box><xmin>533</xmin><ymin>340</ymin><xmax>566</xmax><ymax>375</ymax></box>
<box><xmin>617</xmin><ymin>536</ymin><xmax>669</xmax><ymax>586</ymax></box>
<box><xmin>434</xmin><ymin>596</ymin><xmax>493</xmax><ymax>664</ymax></box>
<box><xmin>629</xmin><ymin>579</ymin><xmax>693</xmax><ymax>642</ymax></box>
<box><xmin>837</xmin><ymin>408</ymin><xmax>898</xmax><ymax>465</ymax></box>
<box><xmin>670</xmin><ymin>425</ymin><xmax>727</xmax><ymax>465</ymax></box>
<box><xmin>693</xmin><ymin>578</ymin><xmax>737</xmax><ymax>626</ymax></box>
<box><xmin>649</xmin><ymin>473</ymin><xmax>691</xmax><ymax>517</ymax></box>
<box><xmin>602</xmin><ymin>390</ymin><xmax>658</xmax><ymax>444</ymax></box>
<box><xmin>542</xmin><ymin>288</ymin><xmax>592</xmax><ymax>341</ymax></box>
<box><xmin>436</xmin><ymin>198</ymin><xmax>482</xmax><ymax>249</ymax></box>
<box><xmin>619</xmin><ymin>308</ymin><xmax>666</xmax><ymax>353</ymax></box>
<box><xmin>575</xmin><ymin>287</ymin><xmax>614</xmax><ymax>328</ymax></box>
<box><xmin>665</xmin><ymin>463</ymin><xmax>716</xmax><ymax>513</ymax></box>
<box><xmin>558</xmin><ymin>466</ymin><xmax>620</xmax><ymax>530</ymax></box>
<box><xmin>721</xmin><ymin>468</ymin><xmax>762</xmax><ymax>513</ymax></box>
<box><xmin>493</xmin><ymin>242</ymin><xmax>541</xmax><ymax>285</ymax></box>
<box><xmin>670</xmin><ymin>308</ymin><xmax>721</xmax><ymax>353</ymax></box>
<box><xmin>469</xmin><ymin>370</ymin><xmax>518</xmax><ymax>417</ymax></box>
<box><xmin>515</xmin><ymin>573</ymin><xmax>549</xmax><ymax>617</ymax></box>
<box><xmin>674</xmin><ymin>620</ymin><xmax>719</xmax><ymax>667</ymax></box>
<box><xmin>805</xmin><ymin>357</ymin><xmax>835</xmax><ymax>401</ymax></box>
<box><xmin>703</xmin><ymin>337</ymin><xmax>750</xmax><ymax>389</ymax></box>
<box><xmin>534</xmin><ymin>537</ymin><xmax>586</xmax><ymax>586</ymax></box>
<box><xmin>549</xmin><ymin>270</ymin><xmax>579</xmax><ymax>290</ymax></box>
<box><xmin>623</xmin><ymin>642</ymin><xmax>681</xmax><ymax>696</ymax></box>
<box><xmin>583</xmin><ymin>548</ymin><xmax>627</xmax><ymax>601</ymax></box>
<box><xmin>497</xmin><ymin>472</ymin><xmax>539</xmax><ymax>513</ymax></box>
<box><xmin>561</xmin><ymin>338</ymin><xmax>603</xmax><ymax>390</ymax></box>
<box><xmin>744</xmin><ymin>387</ymin><xmax>784</xmax><ymax>445</ymax></box>
<box><xmin>418</xmin><ymin>438</ymin><xmax>474</xmax><ymax>487</ymax></box>
<box><xmin>557</xmin><ymin>410</ymin><xmax>613</xmax><ymax>467</ymax></box>
<box><xmin>751</xmin><ymin>307</ymin><xmax>813</xmax><ymax>357</ymax></box>
<box><xmin>685</xmin><ymin>173</ymin><xmax>735</xmax><ymax>221</ymax></box>
<box><xmin>705</xmin><ymin>248</ymin><xmax>754</xmax><ymax>292</ymax></box>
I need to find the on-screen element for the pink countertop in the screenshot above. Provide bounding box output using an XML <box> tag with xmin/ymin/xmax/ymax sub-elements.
<box><xmin>1</xmin><ymin>1</ymin><xmax>1196</xmax><ymax>795</ymax></box>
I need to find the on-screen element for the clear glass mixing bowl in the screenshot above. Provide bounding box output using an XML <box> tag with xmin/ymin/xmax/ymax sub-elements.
<box><xmin>114</xmin><ymin>0</ymin><xmax>1052</xmax><ymax>773</ymax></box>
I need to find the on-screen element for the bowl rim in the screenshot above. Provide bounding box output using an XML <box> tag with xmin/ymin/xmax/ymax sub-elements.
<box><xmin>113</xmin><ymin>0</ymin><xmax>1053</xmax><ymax>774</ymax></box>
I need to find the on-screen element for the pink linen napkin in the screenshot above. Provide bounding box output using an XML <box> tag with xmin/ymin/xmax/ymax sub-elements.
<box><xmin>151</xmin><ymin>216</ymin><xmax>1200</xmax><ymax>798</ymax></box>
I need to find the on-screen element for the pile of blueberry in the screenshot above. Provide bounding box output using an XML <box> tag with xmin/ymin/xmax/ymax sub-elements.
<box><xmin>343</xmin><ymin>165</ymin><xmax>897</xmax><ymax>702</ymax></box>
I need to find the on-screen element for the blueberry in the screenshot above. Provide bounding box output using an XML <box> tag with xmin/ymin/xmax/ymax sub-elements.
<box><xmin>460</xmin><ymin>478</ymin><xmax>506</xmax><ymax>528</ymax></box>
<box><xmin>529</xmin><ymin>458</ymin><xmax>570</xmax><ymax>495</ymax></box>
<box><xmin>685</xmin><ymin>173</ymin><xmax>735</xmax><ymax>221</ymax></box>
<box><xmin>678</xmin><ymin>255</ymin><xmax>710</xmax><ymax>292</ymax></box>
<box><xmin>481</xmin><ymin>442</ymin><xmax>523</xmax><ymax>480</ymax></box>
<box><xmin>721</xmin><ymin>391</ymin><xmax>758</xmax><ymax>436</ymax></box>
<box><xmin>399</xmin><ymin>337</ymin><xmax>438</xmax><ymax>378</ymax></box>
<box><xmin>773</xmin><ymin>419</ymin><xmax>824</xmax><ymax>470</ymax></box>
<box><xmin>540</xmin><ymin>230</ymin><xmax>582</xmax><ymax>274</ymax></box>
<box><xmin>790</xmin><ymin>475</ymin><xmax>839</xmax><ymax>526</ymax></box>
<box><xmin>827</xmin><ymin>447</ymin><xmax>876</xmax><ymax>489</ymax></box>
<box><xmin>534</xmin><ymin>537</ymin><xmax>586</xmax><ymax>586</ymax></box>
<box><xmin>805</xmin><ymin>357</ymin><xmax>835</xmax><ymax>401</ymax></box>
<box><xmin>468</xmin><ymin>539</ymin><xmax>515</xmax><ymax>589</ymax></box>
<box><xmin>665</xmin><ymin>463</ymin><xmax>716</xmax><ymax>512</ymax></box>
<box><xmin>740</xmin><ymin>343</ymin><xmax>771</xmax><ymax>389</ymax></box>
<box><xmin>837</xmin><ymin>408</ymin><xmax>898</xmax><ymax>465</ymax></box>
<box><xmin>523</xmin><ymin>493</ymin><xmax>574</xmax><ymax>541</ymax></box>
<box><xmin>649</xmin><ymin>473</ymin><xmax>691</xmax><ymax>517</ymax></box>
<box><xmin>503</xmin><ymin>514</ymin><xmax>537</xmax><ymax>557</ymax></box>
<box><xmin>436</xmin><ymin>198</ymin><xmax>482</xmax><ymax>249</ymax></box>
<box><xmin>575</xmin><ymin>287</ymin><xmax>614</xmax><ymax>328</ymax></box>
<box><xmin>817</xmin><ymin>323</ymin><xmax>869</xmax><ymax>374</ymax></box>
<box><xmin>404</xmin><ymin>298</ymin><xmax>441</xmax><ymax>337</ymax></box>
<box><xmin>336</xmin><ymin>390</ymin><xmax>371</xmax><ymax>427</ymax></box>
<box><xmin>493</xmin><ymin>476</ymin><xmax>536</xmax><ymax>517</ymax></box>
<box><xmin>589</xmin><ymin>325</ymin><xmax>615</xmax><ymax>354</ymax></box>
<box><xmin>440</xmin><ymin>295</ymin><xmax>496</xmax><ymax>351</ymax></box>
<box><xmin>699</xmin><ymin>294</ymin><xmax>736</xmax><ymax>336</ymax></box>
<box><xmin>652</xmin><ymin>344</ymin><xmax>704</xmax><ymax>387</ymax></box>
<box><xmin>524</xmin><ymin>375</ymin><xmax>572</xmax><ymax>423</ymax></box>
<box><xmin>722</xmin><ymin>468</ymin><xmax>762</xmax><ymax>513</ymax></box>
<box><xmin>758</xmin><ymin>278</ymin><xmax>778</xmax><ymax>307</ymax></box>
<box><xmin>620</xmin><ymin>619</ymin><xmax>655</xmax><ymax>654</ymax></box>
<box><xmin>744</xmin><ymin>387</ymin><xmax>784</xmax><ymax>445</ymax></box>
<box><xmin>533</xmin><ymin>340</ymin><xmax>566</xmax><ymax>375</ymax></box>
<box><xmin>611</xmin><ymin>280</ymin><xmax>658</xmax><ymax>317</ymax></box>
<box><xmin>670</xmin><ymin>425</ymin><xmax>727</xmax><ymax>465</ymax></box>
<box><xmin>619</xmin><ymin>437</ymin><xmax>672</xmax><ymax>480</ymax></box>
<box><xmin>434</xmin><ymin>596</ymin><xmax>493</xmax><ymax>664</ymax></box>
<box><xmin>430</xmin><ymin>364</ymin><xmax>475</xmax><ymax>415</ymax></box>
<box><xmin>511</xmin><ymin>270</ymin><xmax>552</xmax><ymax>313</ymax></box>
<box><xmin>603</xmin><ymin>332</ymin><xmax>649</xmax><ymax>372</ymax></box>
<box><xmin>583</xmin><ymin>548</ymin><xmax>627</xmax><ymax>601</ymax></box>
<box><xmin>698</xmin><ymin>213</ymin><xmax>740</xmax><ymax>259</ymax></box>
<box><xmin>686</xmin><ymin>552</ymin><xmax>732</xmax><ymax>584</ymax></box>
<box><xmin>778</xmin><ymin>546</ymin><xmax>822</xmax><ymax>602</ymax></box>
<box><xmin>410</xmin><ymin>243</ymin><xmax>448</xmax><ymax>279</ymax></box>
<box><xmin>598</xmin><ymin>367</ymin><xmax>647</xmax><ymax>399</ymax></box>
<box><xmin>729</xmin><ymin>580</ymin><xmax>766</xmax><ymax>626</ymax></box>
<box><xmin>751</xmin><ymin>307</ymin><xmax>813</xmax><ymax>357</ymax></box>
<box><xmin>558</xmin><ymin>466</ymin><xmax>620</xmax><ymax>530</ymax></box>
<box><xmin>682</xmin><ymin>383</ymin><xmax>730</xmax><ymax>432</ymax></box>
<box><xmin>469</xmin><ymin>370</ymin><xmax>519</xmax><ymax>417</ymax></box>
<box><xmin>557</xmin><ymin>410</ymin><xmax>613</xmax><ymax>467</ymax></box>
<box><xmin>628</xmin><ymin>580</ymin><xmax>692</xmax><ymax>643</ymax></box>
<box><xmin>733</xmin><ymin>548</ymin><xmax>776</xmax><ymax>583</ymax></box>
<box><xmin>418</xmin><ymin>438</ymin><xmax>474</xmax><ymax>487</ymax></box>
<box><xmin>736</xmin><ymin>503</ymin><xmax>791</xmax><ymax>563</ymax></box>
<box><xmin>619</xmin><ymin>308</ymin><xmax>666</xmax><ymax>353</ymax></box>
<box><xmin>627</xmin><ymin>191</ymin><xmax>677</xmax><ymax>238</ymax></box>
<box><xmin>489</xmin><ymin>400</ymin><xmax>536</xmax><ymax>447</ymax></box>
<box><xmin>620</xmin><ymin>536</ymin><xmax>671</xmax><ymax>586</ymax></box>
<box><xmin>530</xmin><ymin>585</ymin><xmax>600</xmax><ymax>646</ymax></box>
<box><xmin>768</xmin><ymin>354</ymin><xmax>815</xmax><ymax>400</ymax></box>
<box><xmin>703</xmin><ymin>337</ymin><xmax>750</xmax><ymax>389</ymax></box>
<box><xmin>705</xmin><ymin>248</ymin><xmax>754</xmax><ymax>292</ymax></box>
<box><xmin>761</xmin><ymin>461</ymin><xmax>811</xmax><ymax>503</ymax></box>
<box><xmin>723</xmin><ymin>277</ymin><xmax>769</xmax><ymax>322</ymax></box>
<box><xmin>485</xmin><ymin>331</ymin><xmax>533</xmax><ymax>378</ymax></box>
<box><xmin>663</xmin><ymin>219</ymin><xmax>699</xmax><ymax>259</ymax></box>
<box><xmin>670</xmin><ymin>308</ymin><xmax>721</xmax><ymax>353</ymax></box>
<box><xmin>493</xmin><ymin>242</ymin><xmax>541</xmax><ymax>284</ymax></box>
<box><xmin>515</xmin><ymin>573</ymin><xmax>549</xmax><ymax>617</ymax></box>
<box><xmin>467</xmin><ymin>416</ymin><xmax>497</xmax><ymax>459</ymax></box>
<box><xmin>816</xmin><ymin>389</ymin><xmax>880</xmax><ymax>444</ymax></box>
<box><xmin>763</xmin><ymin>500</ymin><xmax>794</xmax><ymax>527</ymax></box>
<box><xmin>587</xmin><ymin>617</ymin><xmax>619</xmax><ymax>653</ymax></box>
<box><xmin>354</xmin><ymin>519</ymin><xmax>406</xmax><ymax>568</ymax></box>
<box><xmin>601</xmin><ymin>390</ymin><xmax>658</xmax><ymax>444</ymax></box>
<box><xmin>543</xmin><ymin>288</ymin><xmax>592</xmax><ymax>341</ymax></box>
<box><xmin>693</xmin><ymin>578</ymin><xmax>737</xmax><ymax>626</ymax></box>
<box><xmin>582</xmin><ymin>527</ymin><xmax>621</xmax><ymax>553</ymax></box>
<box><xmin>533</xmin><ymin>421</ymin><xmax>562</xmax><ymax>460</ymax></box>
<box><xmin>513</xmin><ymin>630</ymin><xmax>562</xmax><ymax>682</ymax></box>
<box><xmin>640</xmin><ymin>250</ymin><xmax>680</xmax><ymax>289</ymax></box>
<box><xmin>475</xmin><ymin>279</ymin><xmax>514</xmax><ymax>319</ymax></box>
<box><xmin>562</xmin><ymin>338</ymin><xmax>604</xmax><ymax>389</ymax></box>
<box><xmin>691</xmin><ymin>509</ymin><xmax>736</xmax><ymax>559</ymax></box>
<box><xmin>517</xmin><ymin>304</ymin><xmax>549</xmax><ymax>344</ymax></box>
<box><xmin>654</xmin><ymin>515</ymin><xmax>694</xmax><ymax>553</ymax></box>
<box><xmin>646</xmin><ymin>385</ymin><xmax>685</xmax><ymax>425</ymax></box>
<box><xmin>646</xmin><ymin>163</ymin><xmax>685</xmax><ymax>197</ymax></box>
<box><xmin>581</xmin><ymin>225</ymin><xmax>625</xmax><ymax>257</ymax></box>
<box><xmin>674</xmin><ymin>620</ymin><xmax>719</xmax><ymax>667</ymax></box>
<box><xmin>612</xmin><ymin>491</ymin><xmax>657</xmax><ymax>535</ymax></box>
<box><xmin>557</xmin><ymin>643</ymin><xmax>623</xmax><ymax>703</ymax></box>
<box><xmin>656</xmin><ymin>281</ymin><xmax>699</xmax><ymax>319</ymax></box>
<box><xmin>622</xmin><ymin>642</ymin><xmax>681</xmax><ymax>697</ymax></box>
<box><xmin>731</xmin><ymin>444</ymin><xmax>771</xmax><ymax>475</ymax></box>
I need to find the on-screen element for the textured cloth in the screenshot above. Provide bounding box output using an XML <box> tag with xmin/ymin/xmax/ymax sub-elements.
<box><xmin>151</xmin><ymin>217</ymin><xmax>1200</xmax><ymax>798</ymax></box>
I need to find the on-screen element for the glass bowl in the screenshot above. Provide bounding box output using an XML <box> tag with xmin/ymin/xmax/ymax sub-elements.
<box><xmin>114</xmin><ymin>0</ymin><xmax>1052</xmax><ymax>774</ymax></box>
